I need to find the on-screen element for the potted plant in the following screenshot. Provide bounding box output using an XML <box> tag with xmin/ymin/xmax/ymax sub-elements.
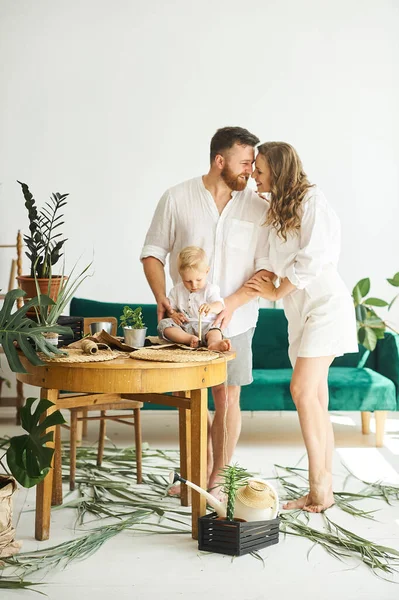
<box><xmin>119</xmin><ymin>306</ymin><xmax>147</xmax><ymax>347</ymax></box>
<box><xmin>0</xmin><ymin>397</ymin><xmax>65</xmax><ymax>557</ymax></box>
<box><xmin>33</xmin><ymin>259</ymin><xmax>93</xmax><ymax>346</ymax></box>
<box><xmin>197</xmin><ymin>463</ymin><xmax>280</xmax><ymax>556</ymax></box>
<box><xmin>352</xmin><ymin>271</ymin><xmax>399</xmax><ymax>351</ymax></box>
<box><xmin>16</xmin><ymin>181</ymin><xmax>68</xmax><ymax>305</ymax></box>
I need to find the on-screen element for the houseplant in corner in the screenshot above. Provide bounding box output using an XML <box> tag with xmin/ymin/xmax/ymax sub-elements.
<box><xmin>119</xmin><ymin>306</ymin><xmax>147</xmax><ymax>347</ymax></box>
<box><xmin>352</xmin><ymin>272</ymin><xmax>399</xmax><ymax>351</ymax></box>
<box><xmin>16</xmin><ymin>181</ymin><xmax>68</xmax><ymax>305</ymax></box>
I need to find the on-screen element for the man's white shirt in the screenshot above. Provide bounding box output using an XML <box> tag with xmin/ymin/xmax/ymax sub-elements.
<box><xmin>140</xmin><ymin>176</ymin><xmax>270</xmax><ymax>337</ymax></box>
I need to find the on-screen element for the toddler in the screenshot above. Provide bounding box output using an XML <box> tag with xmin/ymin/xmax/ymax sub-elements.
<box><xmin>157</xmin><ymin>246</ymin><xmax>231</xmax><ymax>352</ymax></box>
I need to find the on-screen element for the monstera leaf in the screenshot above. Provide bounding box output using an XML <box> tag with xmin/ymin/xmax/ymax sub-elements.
<box><xmin>0</xmin><ymin>288</ymin><xmax>72</xmax><ymax>373</ymax></box>
<box><xmin>6</xmin><ymin>398</ymin><xmax>66</xmax><ymax>487</ymax></box>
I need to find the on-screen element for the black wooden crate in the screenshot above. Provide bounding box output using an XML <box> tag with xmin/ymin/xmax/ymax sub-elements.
<box><xmin>198</xmin><ymin>512</ymin><xmax>280</xmax><ymax>556</ymax></box>
<box><xmin>57</xmin><ymin>315</ymin><xmax>84</xmax><ymax>348</ymax></box>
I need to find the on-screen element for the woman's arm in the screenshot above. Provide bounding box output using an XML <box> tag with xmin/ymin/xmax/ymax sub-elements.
<box><xmin>244</xmin><ymin>276</ymin><xmax>296</xmax><ymax>301</ymax></box>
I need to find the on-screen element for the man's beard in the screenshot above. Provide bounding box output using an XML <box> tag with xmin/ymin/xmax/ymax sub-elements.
<box><xmin>221</xmin><ymin>164</ymin><xmax>249</xmax><ymax>191</ymax></box>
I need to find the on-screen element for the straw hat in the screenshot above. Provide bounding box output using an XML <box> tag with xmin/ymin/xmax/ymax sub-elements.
<box><xmin>236</xmin><ymin>479</ymin><xmax>276</xmax><ymax>509</ymax></box>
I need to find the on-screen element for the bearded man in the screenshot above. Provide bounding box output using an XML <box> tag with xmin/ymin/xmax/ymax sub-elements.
<box><xmin>140</xmin><ymin>126</ymin><xmax>273</xmax><ymax>497</ymax></box>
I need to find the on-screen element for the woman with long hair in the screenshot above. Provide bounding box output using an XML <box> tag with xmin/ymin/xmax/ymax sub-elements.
<box><xmin>245</xmin><ymin>142</ymin><xmax>358</xmax><ymax>512</ymax></box>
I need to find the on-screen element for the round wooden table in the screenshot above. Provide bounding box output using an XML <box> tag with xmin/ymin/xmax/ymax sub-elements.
<box><xmin>17</xmin><ymin>352</ymin><xmax>234</xmax><ymax>541</ymax></box>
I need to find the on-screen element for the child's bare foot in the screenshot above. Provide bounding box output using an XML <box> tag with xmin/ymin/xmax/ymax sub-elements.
<box><xmin>189</xmin><ymin>335</ymin><xmax>199</xmax><ymax>348</ymax></box>
<box><xmin>207</xmin><ymin>339</ymin><xmax>231</xmax><ymax>352</ymax></box>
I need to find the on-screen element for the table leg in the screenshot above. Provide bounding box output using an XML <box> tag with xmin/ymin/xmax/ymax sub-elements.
<box><xmin>51</xmin><ymin>424</ymin><xmax>63</xmax><ymax>506</ymax></box>
<box><xmin>35</xmin><ymin>388</ymin><xmax>59</xmax><ymax>541</ymax></box>
<box><xmin>190</xmin><ymin>388</ymin><xmax>207</xmax><ymax>540</ymax></box>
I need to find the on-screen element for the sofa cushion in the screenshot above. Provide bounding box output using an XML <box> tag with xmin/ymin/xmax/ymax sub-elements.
<box><xmin>239</xmin><ymin>367</ymin><xmax>397</xmax><ymax>412</ymax></box>
<box><xmin>252</xmin><ymin>308</ymin><xmax>376</xmax><ymax>370</ymax></box>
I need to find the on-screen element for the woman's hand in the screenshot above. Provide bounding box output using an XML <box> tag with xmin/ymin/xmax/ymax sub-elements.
<box><xmin>244</xmin><ymin>276</ymin><xmax>278</xmax><ymax>301</ymax></box>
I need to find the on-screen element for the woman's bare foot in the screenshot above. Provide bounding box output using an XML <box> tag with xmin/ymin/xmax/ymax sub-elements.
<box><xmin>189</xmin><ymin>335</ymin><xmax>199</xmax><ymax>348</ymax></box>
<box><xmin>283</xmin><ymin>474</ymin><xmax>334</xmax><ymax>513</ymax></box>
<box><xmin>208</xmin><ymin>339</ymin><xmax>231</xmax><ymax>352</ymax></box>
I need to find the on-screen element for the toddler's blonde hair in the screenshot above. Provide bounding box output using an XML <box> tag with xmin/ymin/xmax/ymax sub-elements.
<box><xmin>178</xmin><ymin>246</ymin><xmax>209</xmax><ymax>272</ymax></box>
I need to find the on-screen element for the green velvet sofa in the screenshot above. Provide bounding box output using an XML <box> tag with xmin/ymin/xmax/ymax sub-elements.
<box><xmin>70</xmin><ymin>297</ymin><xmax>399</xmax><ymax>445</ymax></box>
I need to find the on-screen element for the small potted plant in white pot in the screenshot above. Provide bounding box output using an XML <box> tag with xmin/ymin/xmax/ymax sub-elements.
<box><xmin>119</xmin><ymin>306</ymin><xmax>147</xmax><ymax>348</ymax></box>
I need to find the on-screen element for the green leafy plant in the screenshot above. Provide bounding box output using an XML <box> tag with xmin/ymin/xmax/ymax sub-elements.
<box><xmin>1</xmin><ymin>398</ymin><xmax>65</xmax><ymax>488</ymax></box>
<box><xmin>219</xmin><ymin>463</ymin><xmax>252</xmax><ymax>521</ymax></box>
<box><xmin>0</xmin><ymin>288</ymin><xmax>72</xmax><ymax>373</ymax></box>
<box><xmin>18</xmin><ymin>181</ymin><xmax>68</xmax><ymax>278</ymax></box>
<box><xmin>119</xmin><ymin>306</ymin><xmax>146</xmax><ymax>329</ymax></box>
<box><xmin>352</xmin><ymin>272</ymin><xmax>399</xmax><ymax>351</ymax></box>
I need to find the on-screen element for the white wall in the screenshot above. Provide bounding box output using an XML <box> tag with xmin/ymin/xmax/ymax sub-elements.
<box><xmin>0</xmin><ymin>0</ymin><xmax>398</xmax><ymax>317</ymax></box>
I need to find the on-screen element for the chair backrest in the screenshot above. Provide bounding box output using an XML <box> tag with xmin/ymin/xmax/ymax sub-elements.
<box><xmin>83</xmin><ymin>316</ymin><xmax>118</xmax><ymax>336</ymax></box>
<box><xmin>0</xmin><ymin>231</ymin><xmax>23</xmax><ymax>304</ymax></box>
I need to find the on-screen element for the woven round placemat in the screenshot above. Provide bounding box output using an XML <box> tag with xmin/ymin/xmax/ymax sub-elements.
<box><xmin>38</xmin><ymin>349</ymin><xmax>125</xmax><ymax>363</ymax></box>
<box><xmin>130</xmin><ymin>348</ymin><xmax>219</xmax><ymax>363</ymax></box>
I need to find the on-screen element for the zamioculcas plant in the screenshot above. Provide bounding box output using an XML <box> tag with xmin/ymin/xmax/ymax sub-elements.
<box><xmin>18</xmin><ymin>181</ymin><xmax>68</xmax><ymax>279</ymax></box>
<box><xmin>219</xmin><ymin>463</ymin><xmax>252</xmax><ymax>521</ymax></box>
<box><xmin>352</xmin><ymin>272</ymin><xmax>399</xmax><ymax>351</ymax></box>
<box><xmin>0</xmin><ymin>288</ymin><xmax>72</xmax><ymax>373</ymax></box>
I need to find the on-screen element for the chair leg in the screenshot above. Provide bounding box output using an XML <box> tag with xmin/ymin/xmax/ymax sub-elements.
<box><xmin>375</xmin><ymin>411</ymin><xmax>387</xmax><ymax>447</ymax></box>
<box><xmin>70</xmin><ymin>411</ymin><xmax>78</xmax><ymax>491</ymax></box>
<box><xmin>361</xmin><ymin>411</ymin><xmax>371</xmax><ymax>434</ymax></box>
<box><xmin>97</xmin><ymin>411</ymin><xmax>106</xmax><ymax>466</ymax></box>
<box><xmin>82</xmin><ymin>408</ymin><xmax>89</xmax><ymax>438</ymax></box>
<box><xmin>16</xmin><ymin>380</ymin><xmax>24</xmax><ymax>426</ymax></box>
<box><xmin>52</xmin><ymin>424</ymin><xmax>63</xmax><ymax>506</ymax></box>
<box><xmin>134</xmin><ymin>408</ymin><xmax>143</xmax><ymax>484</ymax></box>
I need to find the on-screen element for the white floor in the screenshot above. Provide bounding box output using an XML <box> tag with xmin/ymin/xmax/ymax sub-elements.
<box><xmin>2</xmin><ymin>408</ymin><xmax>399</xmax><ymax>600</ymax></box>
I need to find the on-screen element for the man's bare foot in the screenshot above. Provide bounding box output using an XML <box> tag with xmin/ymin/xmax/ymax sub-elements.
<box><xmin>189</xmin><ymin>335</ymin><xmax>199</xmax><ymax>348</ymax></box>
<box><xmin>283</xmin><ymin>476</ymin><xmax>334</xmax><ymax>513</ymax></box>
<box><xmin>167</xmin><ymin>482</ymin><xmax>181</xmax><ymax>497</ymax></box>
<box><xmin>208</xmin><ymin>339</ymin><xmax>231</xmax><ymax>352</ymax></box>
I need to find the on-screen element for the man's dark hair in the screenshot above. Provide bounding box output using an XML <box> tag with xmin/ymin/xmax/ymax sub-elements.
<box><xmin>210</xmin><ymin>127</ymin><xmax>260</xmax><ymax>162</ymax></box>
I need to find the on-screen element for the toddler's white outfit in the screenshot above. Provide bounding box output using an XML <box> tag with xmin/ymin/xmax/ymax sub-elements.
<box><xmin>158</xmin><ymin>281</ymin><xmax>224</xmax><ymax>344</ymax></box>
<box><xmin>262</xmin><ymin>186</ymin><xmax>358</xmax><ymax>366</ymax></box>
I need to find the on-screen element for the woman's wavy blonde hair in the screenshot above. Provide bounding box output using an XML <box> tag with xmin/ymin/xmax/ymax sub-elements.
<box><xmin>257</xmin><ymin>142</ymin><xmax>313</xmax><ymax>241</ymax></box>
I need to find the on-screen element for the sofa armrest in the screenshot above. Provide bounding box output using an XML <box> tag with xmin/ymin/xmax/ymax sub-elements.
<box><xmin>376</xmin><ymin>331</ymin><xmax>399</xmax><ymax>408</ymax></box>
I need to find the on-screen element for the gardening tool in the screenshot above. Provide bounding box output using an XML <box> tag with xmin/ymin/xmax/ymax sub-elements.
<box><xmin>169</xmin><ymin>472</ymin><xmax>279</xmax><ymax>521</ymax></box>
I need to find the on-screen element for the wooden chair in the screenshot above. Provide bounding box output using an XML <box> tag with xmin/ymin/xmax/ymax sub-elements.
<box><xmin>68</xmin><ymin>397</ymin><xmax>143</xmax><ymax>490</ymax></box>
<box><xmin>60</xmin><ymin>317</ymin><xmax>144</xmax><ymax>490</ymax></box>
<box><xmin>0</xmin><ymin>231</ymin><xmax>24</xmax><ymax>424</ymax></box>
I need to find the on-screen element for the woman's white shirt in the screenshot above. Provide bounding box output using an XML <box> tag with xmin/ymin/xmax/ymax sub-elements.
<box><xmin>264</xmin><ymin>186</ymin><xmax>341</xmax><ymax>290</ymax></box>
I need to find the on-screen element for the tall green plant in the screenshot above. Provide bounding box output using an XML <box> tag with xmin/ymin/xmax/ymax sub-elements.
<box><xmin>18</xmin><ymin>181</ymin><xmax>68</xmax><ymax>278</ymax></box>
<box><xmin>352</xmin><ymin>272</ymin><xmax>399</xmax><ymax>351</ymax></box>
<box><xmin>0</xmin><ymin>288</ymin><xmax>72</xmax><ymax>373</ymax></box>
